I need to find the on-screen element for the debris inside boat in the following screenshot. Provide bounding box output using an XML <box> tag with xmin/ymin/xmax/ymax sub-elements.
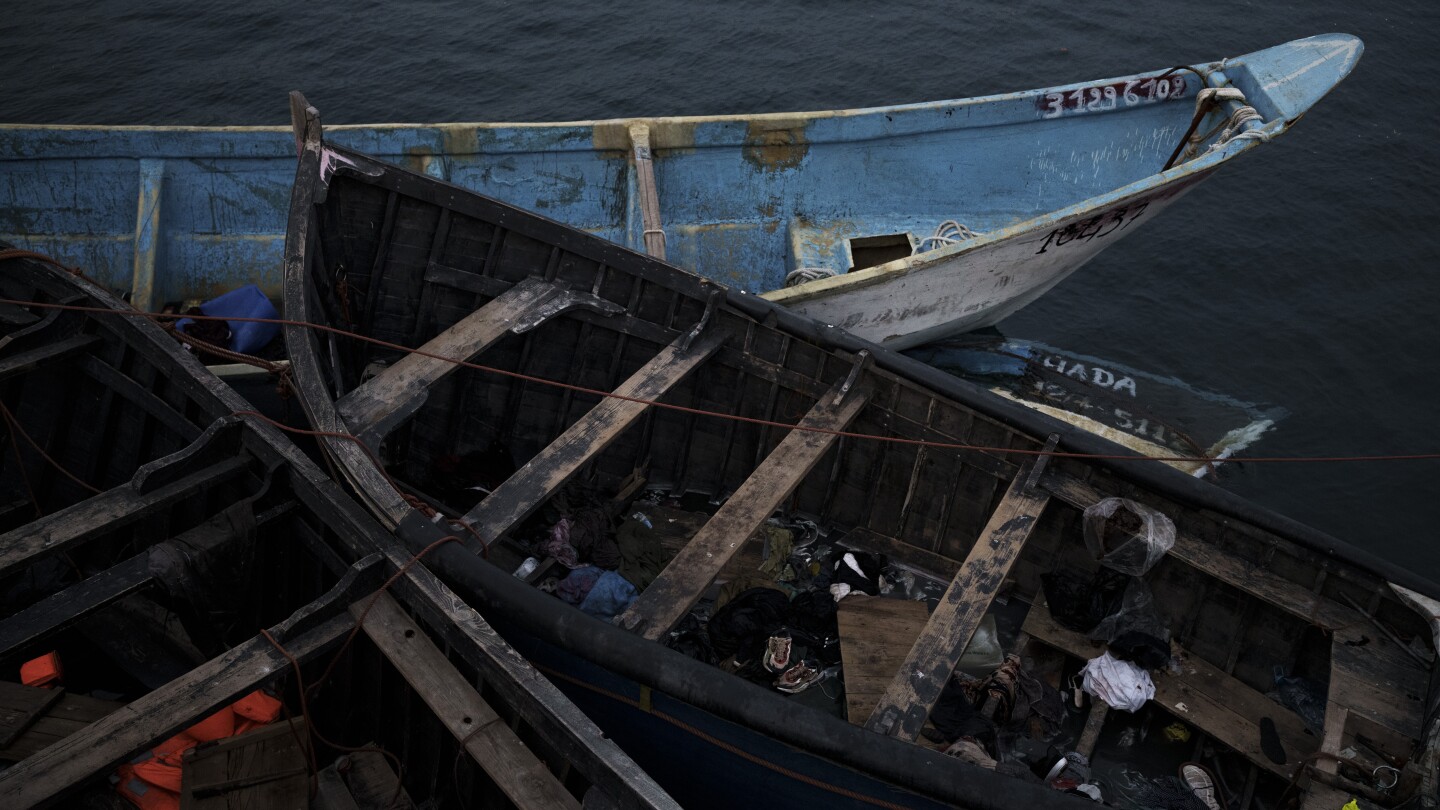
<box><xmin>278</xmin><ymin>95</ymin><xmax>1440</xmax><ymax>809</ymax></box>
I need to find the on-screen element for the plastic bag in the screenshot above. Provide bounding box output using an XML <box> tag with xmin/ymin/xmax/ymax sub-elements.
<box><xmin>1083</xmin><ymin>498</ymin><xmax>1175</xmax><ymax>576</ymax></box>
<box><xmin>1087</xmin><ymin>577</ymin><xmax>1171</xmax><ymax>660</ymax></box>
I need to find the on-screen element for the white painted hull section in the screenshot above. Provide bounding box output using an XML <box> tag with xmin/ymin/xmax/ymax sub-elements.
<box><xmin>780</xmin><ymin>185</ymin><xmax>1197</xmax><ymax>350</ymax></box>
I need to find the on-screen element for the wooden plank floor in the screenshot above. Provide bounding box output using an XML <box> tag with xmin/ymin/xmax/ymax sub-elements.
<box><xmin>1328</xmin><ymin>629</ymin><xmax>1426</xmax><ymax>745</ymax></box>
<box><xmin>182</xmin><ymin>720</ymin><xmax>309</xmax><ymax>810</ymax></box>
<box><xmin>835</xmin><ymin>596</ymin><xmax>930</xmax><ymax>725</ymax></box>
<box><xmin>0</xmin><ymin>691</ymin><xmax>123</xmax><ymax>762</ymax></box>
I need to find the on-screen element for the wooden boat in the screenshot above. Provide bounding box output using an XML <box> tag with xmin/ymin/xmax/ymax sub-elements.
<box><xmin>283</xmin><ymin>96</ymin><xmax>1439</xmax><ymax>809</ymax></box>
<box><xmin>0</xmin><ymin>248</ymin><xmax>677</xmax><ymax>809</ymax></box>
<box><xmin>2</xmin><ymin>35</ymin><xmax>1360</xmax><ymax>348</ymax></box>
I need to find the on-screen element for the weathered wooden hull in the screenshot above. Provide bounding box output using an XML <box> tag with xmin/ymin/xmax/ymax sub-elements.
<box><xmin>283</xmin><ymin>93</ymin><xmax>1438</xmax><ymax>810</ymax></box>
<box><xmin>0</xmin><ymin>249</ymin><xmax>676</xmax><ymax>809</ymax></box>
<box><xmin>1</xmin><ymin>35</ymin><xmax>1360</xmax><ymax>346</ymax></box>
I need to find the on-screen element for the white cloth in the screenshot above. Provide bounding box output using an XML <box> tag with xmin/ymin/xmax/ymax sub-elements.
<box><xmin>1080</xmin><ymin>651</ymin><xmax>1154</xmax><ymax>712</ymax></box>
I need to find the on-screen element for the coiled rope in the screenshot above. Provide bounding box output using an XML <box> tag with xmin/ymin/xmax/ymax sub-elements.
<box><xmin>1177</xmin><ymin>87</ymin><xmax>1270</xmax><ymax>164</ymax></box>
<box><xmin>783</xmin><ymin>266</ymin><xmax>837</xmax><ymax>287</ymax></box>
<box><xmin>915</xmin><ymin>220</ymin><xmax>982</xmax><ymax>254</ymax></box>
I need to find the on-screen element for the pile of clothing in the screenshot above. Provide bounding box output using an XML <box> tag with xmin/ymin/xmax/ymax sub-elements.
<box><xmin>533</xmin><ymin>487</ymin><xmax>677</xmax><ymax>621</ymax></box>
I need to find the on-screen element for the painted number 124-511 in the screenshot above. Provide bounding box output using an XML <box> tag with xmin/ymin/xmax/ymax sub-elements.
<box><xmin>1039</xmin><ymin>75</ymin><xmax>1188</xmax><ymax>118</ymax></box>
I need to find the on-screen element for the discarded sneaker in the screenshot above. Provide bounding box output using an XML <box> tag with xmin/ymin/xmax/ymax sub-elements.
<box><xmin>1179</xmin><ymin>762</ymin><xmax>1222</xmax><ymax>810</ymax></box>
<box><xmin>774</xmin><ymin>661</ymin><xmax>821</xmax><ymax>694</ymax></box>
<box><xmin>763</xmin><ymin>633</ymin><xmax>793</xmax><ymax>673</ymax></box>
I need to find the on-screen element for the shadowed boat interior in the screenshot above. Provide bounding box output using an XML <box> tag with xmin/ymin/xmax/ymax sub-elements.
<box><xmin>0</xmin><ymin>250</ymin><xmax>676</xmax><ymax>810</ymax></box>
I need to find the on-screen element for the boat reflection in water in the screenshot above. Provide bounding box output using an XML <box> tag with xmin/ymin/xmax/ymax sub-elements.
<box><xmin>906</xmin><ymin>332</ymin><xmax>1284</xmax><ymax>478</ymax></box>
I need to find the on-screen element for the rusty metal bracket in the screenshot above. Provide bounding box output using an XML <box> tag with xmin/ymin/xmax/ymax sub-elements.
<box><xmin>678</xmin><ymin>289</ymin><xmax>722</xmax><ymax>353</ymax></box>
<box><xmin>834</xmin><ymin>350</ymin><xmax>873</xmax><ymax>405</ymax></box>
<box><xmin>1025</xmin><ymin>433</ymin><xmax>1061</xmax><ymax>493</ymax></box>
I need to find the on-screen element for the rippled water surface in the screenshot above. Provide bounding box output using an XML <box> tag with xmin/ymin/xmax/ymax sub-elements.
<box><xmin>4</xmin><ymin>0</ymin><xmax>1438</xmax><ymax>577</ymax></box>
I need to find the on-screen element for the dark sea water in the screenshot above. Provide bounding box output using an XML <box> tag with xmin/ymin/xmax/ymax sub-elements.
<box><xmin>4</xmin><ymin>0</ymin><xmax>1439</xmax><ymax>578</ymax></box>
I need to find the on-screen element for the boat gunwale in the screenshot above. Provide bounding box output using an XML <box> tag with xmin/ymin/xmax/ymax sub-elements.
<box><xmin>1</xmin><ymin>35</ymin><xmax>1353</xmax><ymax>142</ymax></box>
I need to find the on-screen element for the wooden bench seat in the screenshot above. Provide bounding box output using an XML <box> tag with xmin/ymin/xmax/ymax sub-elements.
<box><xmin>1022</xmin><ymin>602</ymin><xmax>1317</xmax><ymax>777</ymax></box>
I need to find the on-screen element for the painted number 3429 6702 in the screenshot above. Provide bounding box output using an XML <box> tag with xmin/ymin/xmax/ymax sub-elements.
<box><xmin>1039</xmin><ymin>75</ymin><xmax>1188</xmax><ymax>119</ymax></box>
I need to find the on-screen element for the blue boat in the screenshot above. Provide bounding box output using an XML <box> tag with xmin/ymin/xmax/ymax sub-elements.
<box><xmin>1</xmin><ymin>34</ymin><xmax>1359</xmax><ymax>347</ymax></box>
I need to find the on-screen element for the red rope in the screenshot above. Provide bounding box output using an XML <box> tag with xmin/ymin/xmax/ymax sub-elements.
<box><xmin>0</xmin><ymin>398</ymin><xmax>102</xmax><ymax>495</ymax></box>
<box><xmin>2</xmin><ymin>295</ymin><xmax>1438</xmax><ymax>466</ymax></box>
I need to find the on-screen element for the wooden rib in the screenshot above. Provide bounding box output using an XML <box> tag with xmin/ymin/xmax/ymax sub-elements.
<box><xmin>866</xmin><ymin>471</ymin><xmax>1049</xmax><ymax>739</ymax></box>
<box><xmin>80</xmin><ymin>355</ymin><xmax>201</xmax><ymax>441</ymax></box>
<box><xmin>619</xmin><ymin>381</ymin><xmax>871</xmax><ymax>641</ymax></box>
<box><xmin>1040</xmin><ymin>469</ymin><xmax>1358</xmax><ymax>631</ymax></box>
<box><xmin>461</xmin><ymin>328</ymin><xmax>728</xmax><ymax>539</ymax></box>
<box><xmin>336</xmin><ymin>278</ymin><xmax>561</xmax><ymax>438</ymax></box>
<box><xmin>354</xmin><ymin>592</ymin><xmax>580</xmax><ymax>810</ymax></box>
<box><xmin>0</xmin><ymin>613</ymin><xmax>352</xmax><ymax>809</ymax></box>
<box><xmin>0</xmin><ymin>334</ymin><xmax>98</xmax><ymax>381</ymax></box>
<box><xmin>1023</xmin><ymin>603</ymin><xmax>1315</xmax><ymax>777</ymax></box>
<box><xmin>0</xmin><ymin>457</ymin><xmax>248</xmax><ymax>578</ymax></box>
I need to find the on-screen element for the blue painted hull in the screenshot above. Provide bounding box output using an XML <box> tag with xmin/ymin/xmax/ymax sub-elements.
<box><xmin>0</xmin><ymin>35</ymin><xmax>1359</xmax><ymax>346</ymax></box>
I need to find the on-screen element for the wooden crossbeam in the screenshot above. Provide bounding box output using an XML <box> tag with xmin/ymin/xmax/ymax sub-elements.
<box><xmin>0</xmin><ymin>613</ymin><xmax>353</xmax><ymax>808</ymax></box>
<box><xmin>0</xmin><ymin>553</ymin><xmax>149</xmax><ymax>657</ymax></box>
<box><xmin>1039</xmin><ymin>469</ymin><xmax>1358</xmax><ymax>630</ymax></box>
<box><xmin>0</xmin><ymin>457</ymin><xmax>248</xmax><ymax>578</ymax></box>
<box><xmin>0</xmin><ymin>501</ymin><xmax>295</xmax><ymax>657</ymax></box>
<box><xmin>619</xmin><ymin>381</ymin><xmax>870</xmax><ymax>641</ymax></box>
<box><xmin>336</xmin><ymin>278</ymin><xmax>561</xmax><ymax>438</ymax></box>
<box><xmin>354</xmin><ymin>592</ymin><xmax>580</xmax><ymax>810</ymax></box>
<box><xmin>866</xmin><ymin>471</ymin><xmax>1049</xmax><ymax>739</ymax></box>
<box><xmin>460</xmin><ymin>328</ymin><xmax>727</xmax><ymax>540</ymax></box>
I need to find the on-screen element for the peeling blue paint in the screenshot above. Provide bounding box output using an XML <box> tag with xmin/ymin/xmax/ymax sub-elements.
<box><xmin>0</xmin><ymin>35</ymin><xmax>1359</xmax><ymax>323</ymax></box>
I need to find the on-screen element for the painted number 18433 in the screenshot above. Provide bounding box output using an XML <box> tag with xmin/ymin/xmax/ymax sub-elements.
<box><xmin>1038</xmin><ymin>75</ymin><xmax>1188</xmax><ymax>119</ymax></box>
